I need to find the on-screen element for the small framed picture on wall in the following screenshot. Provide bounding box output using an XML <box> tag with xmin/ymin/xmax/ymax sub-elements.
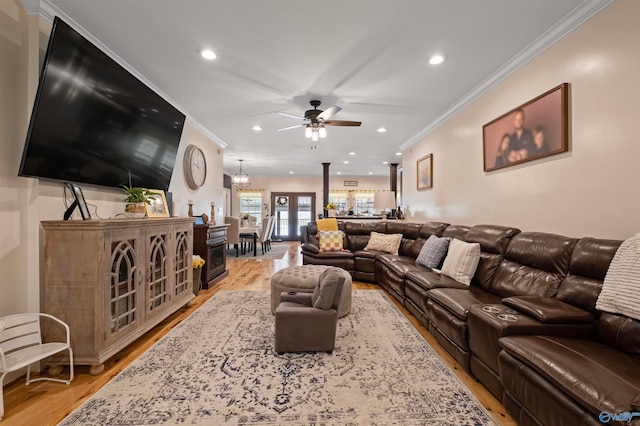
<box><xmin>417</xmin><ymin>154</ymin><xmax>433</xmax><ymax>190</ymax></box>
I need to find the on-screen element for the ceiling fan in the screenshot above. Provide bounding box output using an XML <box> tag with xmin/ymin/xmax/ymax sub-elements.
<box><xmin>276</xmin><ymin>100</ymin><xmax>362</xmax><ymax>142</ymax></box>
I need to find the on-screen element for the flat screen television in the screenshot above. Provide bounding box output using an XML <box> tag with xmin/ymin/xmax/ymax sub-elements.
<box><xmin>19</xmin><ymin>17</ymin><xmax>186</xmax><ymax>191</ymax></box>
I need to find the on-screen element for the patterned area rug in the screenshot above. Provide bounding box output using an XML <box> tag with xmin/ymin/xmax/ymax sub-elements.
<box><xmin>227</xmin><ymin>243</ymin><xmax>288</xmax><ymax>260</ymax></box>
<box><xmin>60</xmin><ymin>291</ymin><xmax>495</xmax><ymax>425</ymax></box>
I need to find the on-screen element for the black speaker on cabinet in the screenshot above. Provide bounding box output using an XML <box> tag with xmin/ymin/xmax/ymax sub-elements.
<box><xmin>166</xmin><ymin>191</ymin><xmax>174</xmax><ymax>216</ymax></box>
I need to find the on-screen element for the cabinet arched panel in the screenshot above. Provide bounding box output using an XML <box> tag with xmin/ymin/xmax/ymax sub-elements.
<box><xmin>42</xmin><ymin>218</ymin><xmax>194</xmax><ymax>373</ymax></box>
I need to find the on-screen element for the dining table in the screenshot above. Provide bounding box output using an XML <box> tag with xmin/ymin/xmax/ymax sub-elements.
<box><xmin>239</xmin><ymin>225</ymin><xmax>261</xmax><ymax>256</ymax></box>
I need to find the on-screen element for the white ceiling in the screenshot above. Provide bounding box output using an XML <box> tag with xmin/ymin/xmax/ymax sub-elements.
<box><xmin>40</xmin><ymin>0</ymin><xmax>607</xmax><ymax>177</ymax></box>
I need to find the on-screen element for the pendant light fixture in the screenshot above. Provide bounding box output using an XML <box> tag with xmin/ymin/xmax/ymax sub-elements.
<box><xmin>231</xmin><ymin>159</ymin><xmax>251</xmax><ymax>190</ymax></box>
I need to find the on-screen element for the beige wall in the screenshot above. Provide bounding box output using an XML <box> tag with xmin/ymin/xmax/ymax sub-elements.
<box><xmin>402</xmin><ymin>0</ymin><xmax>639</xmax><ymax>240</ymax></box>
<box><xmin>0</xmin><ymin>2</ymin><xmax>224</xmax><ymax>316</ymax></box>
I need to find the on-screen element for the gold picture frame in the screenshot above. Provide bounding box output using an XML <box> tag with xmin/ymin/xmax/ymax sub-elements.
<box><xmin>483</xmin><ymin>83</ymin><xmax>569</xmax><ymax>172</ymax></box>
<box><xmin>417</xmin><ymin>154</ymin><xmax>433</xmax><ymax>190</ymax></box>
<box><xmin>145</xmin><ymin>189</ymin><xmax>170</xmax><ymax>218</ymax></box>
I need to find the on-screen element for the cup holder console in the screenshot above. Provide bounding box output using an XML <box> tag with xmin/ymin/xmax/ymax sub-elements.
<box><xmin>480</xmin><ymin>305</ymin><xmax>520</xmax><ymax>321</ymax></box>
<box><xmin>498</xmin><ymin>314</ymin><xmax>518</xmax><ymax>321</ymax></box>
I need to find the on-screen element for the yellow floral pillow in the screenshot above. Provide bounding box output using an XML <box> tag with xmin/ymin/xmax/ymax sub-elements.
<box><xmin>364</xmin><ymin>232</ymin><xmax>403</xmax><ymax>255</ymax></box>
<box><xmin>319</xmin><ymin>230</ymin><xmax>345</xmax><ymax>252</ymax></box>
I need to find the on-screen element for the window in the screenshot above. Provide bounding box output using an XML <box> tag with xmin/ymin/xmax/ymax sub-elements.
<box><xmin>328</xmin><ymin>190</ymin><xmax>349</xmax><ymax>213</ymax></box>
<box><xmin>237</xmin><ymin>189</ymin><xmax>263</xmax><ymax>222</ymax></box>
<box><xmin>353</xmin><ymin>191</ymin><xmax>375</xmax><ymax>215</ymax></box>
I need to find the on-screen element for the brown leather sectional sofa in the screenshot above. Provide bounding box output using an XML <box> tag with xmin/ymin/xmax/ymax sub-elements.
<box><xmin>301</xmin><ymin>220</ymin><xmax>640</xmax><ymax>426</ymax></box>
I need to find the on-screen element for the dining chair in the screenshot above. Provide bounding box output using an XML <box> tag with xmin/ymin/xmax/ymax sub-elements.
<box><xmin>224</xmin><ymin>216</ymin><xmax>240</xmax><ymax>257</ymax></box>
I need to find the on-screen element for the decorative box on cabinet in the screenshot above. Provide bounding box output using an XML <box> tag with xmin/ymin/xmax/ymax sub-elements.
<box><xmin>193</xmin><ymin>223</ymin><xmax>229</xmax><ymax>289</ymax></box>
<box><xmin>41</xmin><ymin>217</ymin><xmax>195</xmax><ymax>375</ymax></box>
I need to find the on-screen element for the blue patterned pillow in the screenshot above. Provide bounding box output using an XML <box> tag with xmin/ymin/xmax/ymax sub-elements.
<box><xmin>416</xmin><ymin>235</ymin><xmax>451</xmax><ymax>269</ymax></box>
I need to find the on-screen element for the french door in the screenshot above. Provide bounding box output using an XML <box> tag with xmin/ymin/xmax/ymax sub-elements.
<box><xmin>271</xmin><ymin>192</ymin><xmax>315</xmax><ymax>241</ymax></box>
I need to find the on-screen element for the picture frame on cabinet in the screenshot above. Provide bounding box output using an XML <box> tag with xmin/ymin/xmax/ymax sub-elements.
<box><xmin>417</xmin><ymin>154</ymin><xmax>433</xmax><ymax>190</ymax></box>
<box><xmin>145</xmin><ymin>189</ymin><xmax>170</xmax><ymax>218</ymax></box>
<box><xmin>483</xmin><ymin>83</ymin><xmax>569</xmax><ymax>172</ymax></box>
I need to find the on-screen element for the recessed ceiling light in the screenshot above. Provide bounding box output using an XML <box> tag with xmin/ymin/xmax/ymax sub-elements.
<box><xmin>337</xmin><ymin>172</ymin><xmax>342</xmax><ymax>175</ymax></box>
<box><xmin>368</xmin><ymin>172</ymin><xmax>373</xmax><ymax>175</ymax></box>
<box><xmin>289</xmin><ymin>171</ymin><xmax>294</xmax><ymax>174</ymax></box>
<box><xmin>349</xmin><ymin>152</ymin><xmax>356</xmax><ymax>156</ymax></box>
<box><xmin>383</xmin><ymin>161</ymin><xmax>389</xmax><ymax>165</ymax></box>
<box><xmin>344</xmin><ymin>160</ymin><xmax>349</xmax><ymax>164</ymax></box>
<box><xmin>395</xmin><ymin>152</ymin><xmax>402</xmax><ymax>156</ymax></box>
<box><xmin>252</xmin><ymin>125</ymin><xmax>262</xmax><ymax>131</ymax></box>
<box><xmin>429</xmin><ymin>55</ymin><xmax>444</xmax><ymax>65</ymax></box>
<box><xmin>377</xmin><ymin>127</ymin><xmax>387</xmax><ymax>133</ymax></box>
<box><xmin>201</xmin><ymin>49</ymin><xmax>217</xmax><ymax>60</ymax></box>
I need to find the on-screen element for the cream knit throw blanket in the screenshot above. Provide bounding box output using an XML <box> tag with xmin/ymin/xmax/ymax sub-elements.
<box><xmin>596</xmin><ymin>233</ymin><xmax>640</xmax><ymax>321</ymax></box>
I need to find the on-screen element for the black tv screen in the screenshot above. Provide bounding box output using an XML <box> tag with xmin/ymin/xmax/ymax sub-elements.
<box><xmin>19</xmin><ymin>17</ymin><xmax>186</xmax><ymax>191</ymax></box>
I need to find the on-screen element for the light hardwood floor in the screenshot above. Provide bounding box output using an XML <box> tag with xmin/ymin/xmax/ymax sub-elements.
<box><xmin>2</xmin><ymin>242</ymin><xmax>516</xmax><ymax>425</ymax></box>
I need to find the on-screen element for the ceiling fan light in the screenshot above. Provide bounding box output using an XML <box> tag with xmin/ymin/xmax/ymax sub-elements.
<box><xmin>311</xmin><ymin>130</ymin><xmax>319</xmax><ymax>142</ymax></box>
<box><xmin>319</xmin><ymin>126</ymin><xmax>327</xmax><ymax>138</ymax></box>
<box><xmin>304</xmin><ymin>126</ymin><xmax>312</xmax><ymax>138</ymax></box>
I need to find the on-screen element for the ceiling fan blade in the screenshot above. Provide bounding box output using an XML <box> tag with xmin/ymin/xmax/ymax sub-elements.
<box><xmin>276</xmin><ymin>124</ymin><xmax>305</xmax><ymax>131</ymax></box>
<box><xmin>317</xmin><ymin>105</ymin><xmax>342</xmax><ymax>121</ymax></box>
<box><xmin>276</xmin><ymin>111</ymin><xmax>306</xmax><ymax>120</ymax></box>
<box><xmin>324</xmin><ymin>120</ymin><xmax>362</xmax><ymax>127</ymax></box>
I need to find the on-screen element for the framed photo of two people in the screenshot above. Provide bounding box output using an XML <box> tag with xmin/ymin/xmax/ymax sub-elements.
<box><xmin>483</xmin><ymin>83</ymin><xmax>569</xmax><ymax>172</ymax></box>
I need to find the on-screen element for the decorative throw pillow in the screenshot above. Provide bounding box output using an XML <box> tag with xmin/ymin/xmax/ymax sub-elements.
<box><xmin>318</xmin><ymin>230</ymin><xmax>344</xmax><ymax>252</ymax></box>
<box><xmin>364</xmin><ymin>232</ymin><xmax>403</xmax><ymax>255</ymax></box>
<box><xmin>316</xmin><ymin>218</ymin><xmax>339</xmax><ymax>231</ymax></box>
<box><xmin>312</xmin><ymin>267</ymin><xmax>342</xmax><ymax>309</ymax></box>
<box><xmin>440</xmin><ymin>238</ymin><xmax>481</xmax><ymax>285</ymax></box>
<box><xmin>416</xmin><ymin>235</ymin><xmax>451</xmax><ymax>269</ymax></box>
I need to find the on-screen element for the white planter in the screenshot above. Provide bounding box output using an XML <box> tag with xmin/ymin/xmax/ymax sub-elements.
<box><xmin>327</xmin><ymin>209</ymin><xmax>337</xmax><ymax>218</ymax></box>
<box><xmin>125</xmin><ymin>203</ymin><xmax>146</xmax><ymax>218</ymax></box>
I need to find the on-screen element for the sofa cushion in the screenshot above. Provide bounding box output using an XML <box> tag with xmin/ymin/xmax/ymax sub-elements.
<box><xmin>301</xmin><ymin>242</ymin><xmax>320</xmax><ymax>254</ymax></box>
<box><xmin>318</xmin><ymin>230</ymin><xmax>345</xmax><ymax>252</ymax></box>
<box><xmin>596</xmin><ymin>312</ymin><xmax>640</xmax><ymax>357</ymax></box>
<box><xmin>419</xmin><ymin>222</ymin><xmax>450</xmax><ymax>238</ymax></box>
<box><xmin>499</xmin><ymin>335</ymin><xmax>640</xmax><ymax>417</ymax></box>
<box><xmin>416</xmin><ymin>235</ymin><xmax>451</xmax><ymax>269</ymax></box>
<box><xmin>465</xmin><ymin>224</ymin><xmax>520</xmax><ymax>255</ymax></box>
<box><xmin>406</xmin><ymin>269</ymin><xmax>470</xmax><ymax>292</ymax></box>
<box><xmin>312</xmin><ymin>267</ymin><xmax>343</xmax><ymax>309</ymax></box>
<box><xmin>428</xmin><ymin>287</ymin><xmax>502</xmax><ymax>321</ymax></box>
<box><xmin>441</xmin><ymin>225</ymin><xmax>470</xmax><ymax>241</ymax></box>
<box><xmin>441</xmin><ymin>239</ymin><xmax>481</xmax><ymax>285</ymax></box>
<box><xmin>365</xmin><ymin>232</ymin><xmax>403</xmax><ymax>255</ymax></box>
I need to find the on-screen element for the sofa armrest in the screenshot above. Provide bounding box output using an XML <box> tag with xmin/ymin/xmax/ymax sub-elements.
<box><xmin>301</xmin><ymin>242</ymin><xmax>320</xmax><ymax>254</ymax></box>
<box><xmin>279</xmin><ymin>292</ymin><xmax>313</xmax><ymax>306</ymax></box>
<box><xmin>502</xmin><ymin>296</ymin><xmax>594</xmax><ymax>324</ymax></box>
<box><xmin>631</xmin><ymin>393</ymin><xmax>640</xmax><ymax>411</ymax></box>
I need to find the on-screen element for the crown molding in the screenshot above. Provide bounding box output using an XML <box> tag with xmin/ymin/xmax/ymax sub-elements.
<box><xmin>36</xmin><ymin>0</ymin><xmax>227</xmax><ymax>149</ymax></box>
<box><xmin>21</xmin><ymin>0</ymin><xmax>41</xmax><ymax>16</ymax></box>
<box><xmin>399</xmin><ymin>0</ymin><xmax>614</xmax><ymax>151</ymax></box>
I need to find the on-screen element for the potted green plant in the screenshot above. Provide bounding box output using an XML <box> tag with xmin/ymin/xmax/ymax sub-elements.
<box><xmin>121</xmin><ymin>185</ymin><xmax>154</xmax><ymax>218</ymax></box>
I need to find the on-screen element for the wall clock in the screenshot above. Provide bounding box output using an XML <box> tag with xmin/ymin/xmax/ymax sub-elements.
<box><xmin>183</xmin><ymin>144</ymin><xmax>207</xmax><ymax>190</ymax></box>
